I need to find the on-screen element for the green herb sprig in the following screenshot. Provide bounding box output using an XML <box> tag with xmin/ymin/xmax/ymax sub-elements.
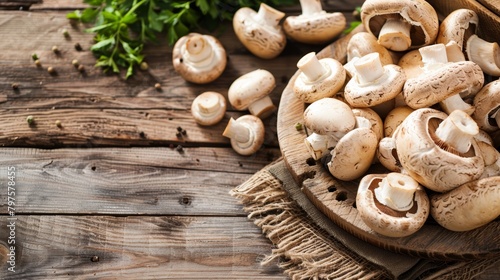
<box><xmin>67</xmin><ymin>0</ymin><xmax>296</xmax><ymax>78</ymax></box>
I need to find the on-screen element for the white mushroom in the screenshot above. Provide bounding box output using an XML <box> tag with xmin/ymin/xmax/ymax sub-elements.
<box><xmin>377</xmin><ymin>136</ymin><xmax>401</xmax><ymax>172</ymax></box>
<box><xmin>233</xmin><ymin>3</ymin><xmax>286</xmax><ymax>59</ymax></box>
<box><xmin>172</xmin><ymin>33</ymin><xmax>227</xmax><ymax>84</ymax></box>
<box><xmin>466</xmin><ymin>35</ymin><xmax>500</xmax><ymax>76</ymax></box>
<box><xmin>347</xmin><ymin>31</ymin><xmax>394</xmax><ymax>65</ymax></box>
<box><xmin>395</xmin><ymin>108</ymin><xmax>485</xmax><ymax>192</ymax></box>
<box><xmin>303</xmin><ymin>98</ymin><xmax>356</xmax><ymax>160</ymax></box>
<box><xmin>472</xmin><ymin>79</ymin><xmax>500</xmax><ymax>132</ymax></box>
<box><xmin>356</xmin><ymin>172</ymin><xmax>430</xmax><ymax>237</ymax></box>
<box><xmin>283</xmin><ymin>0</ymin><xmax>346</xmax><ymax>45</ymax></box>
<box><xmin>191</xmin><ymin>91</ymin><xmax>227</xmax><ymax>126</ymax></box>
<box><xmin>222</xmin><ymin>115</ymin><xmax>265</xmax><ymax>156</ymax></box>
<box><xmin>436</xmin><ymin>8</ymin><xmax>478</xmax><ymax>50</ymax></box>
<box><xmin>228</xmin><ymin>69</ymin><xmax>276</xmax><ymax>119</ymax></box>
<box><xmin>430</xmin><ymin>176</ymin><xmax>500</xmax><ymax>231</ymax></box>
<box><xmin>383</xmin><ymin>105</ymin><xmax>414</xmax><ymax>138</ymax></box>
<box><xmin>352</xmin><ymin>107</ymin><xmax>384</xmax><ymax>142</ymax></box>
<box><xmin>293</xmin><ymin>52</ymin><xmax>346</xmax><ymax>103</ymax></box>
<box><xmin>360</xmin><ymin>0</ymin><xmax>439</xmax><ymax>51</ymax></box>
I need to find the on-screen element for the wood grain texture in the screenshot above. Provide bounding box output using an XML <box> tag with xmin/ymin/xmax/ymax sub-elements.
<box><xmin>0</xmin><ymin>215</ymin><xmax>285</xmax><ymax>279</ymax></box>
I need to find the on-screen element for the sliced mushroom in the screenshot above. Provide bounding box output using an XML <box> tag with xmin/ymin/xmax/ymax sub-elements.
<box><xmin>360</xmin><ymin>0</ymin><xmax>439</xmax><ymax>51</ymax></box>
<box><xmin>228</xmin><ymin>69</ymin><xmax>276</xmax><ymax>119</ymax></box>
<box><xmin>233</xmin><ymin>3</ymin><xmax>286</xmax><ymax>59</ymax></box>
<box><xmin>395</xmin><ymin>108</ymin><xmax>485</xmax><ymax>192</ymax></box>
<box><xmin>356</xmin><ymin>172</ymin><xmax>430</xmax><ymax>237</ymax></box>
<box><xmin>303</xmin><ymin>98</ymin><xmax>356</xmax><ymax>160</ymax></box>
<box><xmin>344</xmin><ymin>52</ymin><xmax>405</xmax><ymax>108</ymax></box>
<box><xmin>222</xmin><ymin>115</ymin><xmax>265</xmax><ymax>156</ymax></box>
<box><xmin>172</xmin><ymin>33</ymin><xmax>227</xmax><ymax>84</ymax></box>
<box><xmin>472</xmin><ymin>80</ymin><xmax>500</xmax><ymax>132</ymax></box>
<box><xmin>430</xmin><ymin>176</ymin><xmax>500</xmax><ymax>232</ymax></box>
<box><xmin>283</xmin><ymin>0</ymin><xmax>346</xmax><ymax>44</ymax></box>
<box><xmin>191</xmin><ymin>91</ymin><xmax>227</xmax><ymax>126</ymax></box>
<box><xmin>293</xmin><ymin>52</ymin><xmax>346</xmax><ymax>103</ymax></box>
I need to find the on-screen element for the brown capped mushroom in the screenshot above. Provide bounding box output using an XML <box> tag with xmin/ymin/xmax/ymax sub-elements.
<box><xmin>360</xmin><ymin>0</ymin><xmax>439</xmax><ymax>51</ymax></box>
<box><xmin>228</xmin><ymin>69</ymin><xmax>276</xmax><ymax>119</ymax></box>
<box><xmin>430</xmin><ymin>176</ymin><xmax>500</xmax><ymax>232</ymax></box>
<box><xmin>233</xmin><ymin>3</ymin><xmax>286</xmax><ymax>59</ymax></box>
<box><xmin>395</xmin><ymin>108</ymin><xmax>485</xmax><ymax>192</ymax></box>
<box><xmin>283</xmin><ymin>0</ymin><xmax>346</xmax><ymax>45</ymax></box>
<box><xmin>191</xmin><ymin>91</ymin><xmax>227</xmax><ymax>126</ymax></box>
<box><xmin>222</xmin><ymin>115</ymin><xmax>265</xmax><ymax>156</ymax></box>
<box><xmin>356</xmin><ymin>172</ymin><xmax>430</xmax><ymax>237</ymax></box>
<box><xmin>172</xmin><ymin>33</ymin><xmax>227</xmax><ymax>84</ymax></box>
<box><xmin>472</xmin><ymin>79</ymin><xmax>500</xmax><ymax>132</ymax></box>
<box><xmin>293</xmin><ymin>52</ymin><xmax>346</xmax><ymax>103</ymax></box>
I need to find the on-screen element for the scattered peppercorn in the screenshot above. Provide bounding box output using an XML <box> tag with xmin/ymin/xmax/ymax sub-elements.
<box><xmin>62</xmin><ymin>29</ymin><xmax>70</xmax><ymax>38</ymax></box>
<box><xmin>176</xmin><ymin>126</ymin><xmax>183</xmax><ymax>132</ymax></box>
<box><xmin>47</xmin><ymin>66</ymin><xmax>56</xmax><ymax>75</ymax></box>
<box><xmin>140</xmin><ymin>61</ymin><xmax>149</xmax><ymax>70</ymax></box>
<box><xmin>176</xmin><ymin>145</ymin><xmax>184</xmax><ymax>153</ymax></box>
<box><xmin>31</xmin><ymin>53</ymin><xmax>38</xmax><ymax>61</ymax></box>
<box><xmin>11</xmin><ymin>83</ymin><xmax>19</xmax><ymax>90</ymax></box>
<box><xmin>78</xmin><ymin>64</ymin><xmax>85</xmax><ymax>73</ymax></box>
<box><xmin>169</xmin><ymin>143</ymin><xmax>175</xmax><ymax>149</ymax></box>
<box><xmin>72</xmin><ymin>59</ymin><xmax>79</xmax><ymax>67</ymax></box>
<box><xmin>154</xmin><ymin>83</ymin><xmax>161</xmax><ymax>90</ymax></box>
<box><xmin>74</xmin><ymin>42</ymin><xmax>83</xmax><ymax>51</ymax></box>
<box><xmin>295</xmin><ymin>122</ymin><xmax>303</xmax><ymax>131</ymax></box>
<box><xmin>139</xmin><ymin>131</ymin><xmax>145</xmax><ymax>138</ymax></box>
<box><xmin>176</xmin><ymin>132</ymin><xmax>183</xmax><ymax>138</ymax></box>
<box><xmin>90</xmin><ymin>256</ymin><xmax>99</xmax><ymax>262</ymax></box>
<box><xmin>26</xmin><ymin>115</ymin><xmax>34</xmax><ymax>125</ymax></box>
<box><xmin>181</xmin><ymin>129</ymin><xmax>187</xmax><ymax>136</ymax></box>
<box><xmin>55</xmin><ymin>120</ymin><xmax>62</xmax><ymax>127</ymax></box>
<box><xmin>52</xmin><ymin>45</ymin><xmax>60</xmax><ymax>53</ymax></box>
<box><xmin>35</xmin><ymin>59</ymin><xmax>41</xmax><ymax>67</ymax></box>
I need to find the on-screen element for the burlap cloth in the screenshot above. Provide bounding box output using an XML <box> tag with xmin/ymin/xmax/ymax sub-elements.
<box><xmin>230</xmin><ymin>158</ymin><xmax>500</xmax><ymax>280</ymax></box>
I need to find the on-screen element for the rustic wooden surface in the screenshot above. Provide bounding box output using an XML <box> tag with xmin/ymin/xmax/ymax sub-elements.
<box><xmin>0</xmin><ymin>0</ymin><xmax>498</xmax><ymax>279</ymax></box>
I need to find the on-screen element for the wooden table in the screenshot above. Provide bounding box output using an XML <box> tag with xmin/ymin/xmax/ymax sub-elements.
<box><xmin>0</xmin><ymin>1</ymin><xmax>498</xmax><ymax>279</ymax></box>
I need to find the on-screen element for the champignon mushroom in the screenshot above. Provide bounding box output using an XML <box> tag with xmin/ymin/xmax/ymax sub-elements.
<box><xmin>191</xmin><ymin>91</ymin><xmax>227</xmax><ymax>126</ymax></box>
<box><xmin>352</xmin><ymin>107</ymin><xmax>384</xmax><ymax>142</ymax></box>
<box><xmin>172</xmin><ymin>33</ymin><xmax>227</xmax><ymax>84</ymax></box>
<box><xmin>430</xmin><ymin>176</ymin><xmax>500</xmax><ymax>232</ymax></box>
<box><xmin>383</xmin><ymin>105</ymin><xmax>414</xmax><ymax>137</ymax></box>
<box><xmin>466</xmin><ymin>35</ymin><xmax>500</xmax><ymax>77</ymax></box>
<box><xmin>394</xmin><ymin>108</ymin><xmax>485</xmax><ymax>192</ymax></box>
<box><xmin>233</xmin><ymin>3</ymin><xmax>286</xmax><ymax>59</ymax></box>
<box><xmin>327</xmin><ymin>127</ymin><xmax>378</xmax><ymax>181</ymax></box>
<box><xmin>303</xmin><ymin>97</ymin><xmax>356</xmax><ymax>160</ymax></box>
<box><xmin>360</xmin><ymin>0</ymin><xmax>439</xmax><ymax>52</ymax></box>
<box><xmin>356</xmin><ymin>172</ymin><xmax>430</xmax><ymax>237</ymax></box>
<box><xmin>344</xmin><ymin>52</ymin><xmax>406</xmax><ymax>108</ymax></box>
<box><xmin>403</xmin><ymin>44</ymin><xmax>483</xmax><ymax>114</ymax></box>
<box><xmin>472</xmin><ymin>79</ymin><xmax>500</xmax><ymax>132</ymax></box>
<box><xmin>222</xmin><ymin>115</ymin><xmax>265</xmax><ymax>156</ymax></box>
<box><xmin>377</xmin><ymin>136</ymin><xmax>401</xmax><ymax>172</ymax></box>
<box><xmin>347</xmin><ymin>31</ymin><xmax>394</xmax><ymax>65</ymax></box>
<box><xmin>228</xmin><ymin>69</ymin><xmax>276</xmax><ymax>119</ymax></box>
<box><xmin>283</xmin><ymin>0</ymin><xmax>346</xmax><ymax>45</ymax></box>
<box><xmin>293</xmin><ymin>52</ymin><xmax>346</xmax><ymax>103</ymax></box>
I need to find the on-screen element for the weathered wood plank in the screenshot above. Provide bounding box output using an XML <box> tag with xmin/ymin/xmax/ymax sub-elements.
<box><xmin>0</xmin><ymin>215</ymin><xmax>285</xmax><ymax>279</ymax></box>
<box><xmin>0</xmin><ymin>147</ymin><xmax>279</xmax><ymax>215</ymax></box>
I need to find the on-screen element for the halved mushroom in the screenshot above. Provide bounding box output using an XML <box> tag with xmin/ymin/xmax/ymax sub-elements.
<box><xmin>228</xmin><ymin>69</ymin><xmax>276</xmax><ymax>119</ymax></box>
<box><xmin>222</xmin><ymin>115</ymin><xmax>265</xmax><ymax>156</ymax></box>
<box><xmin>233</xmin><ymin>3</ymin><xmax>286</xmax><ymax>59</ymax></box>
<box><xmin>430</xmin><ymin>176</ymin><xmax>500</xmax><ymax>232</ymax></box>
<box><xmin>472</xmin><ymin>79</ymin><xmax>500</xmax><ymax>132</ymax></box>
<box><xmin>360</xmin><ymin>0</ymin><xmax>439</xmax><ymax>51</ymax></box>
<box><xmin>395</xmin><ymin>108</ymin><xmax>485</xmax><ymax>192</ymax></box>
<box><xmin>172</xmin><ymin>33</ymin><xmax>227</xmax><ymax>84</ymax></box>
<box><xmin>283</xmin><ymin>0</ymin><xmax>346</xmax><ymax>44</ymax></box>
<box><xmin>356</xmin><ymin>172</ymin><xmax>430</xmax><ymax>237</ymax></box>
<box><xmin>191</xmin><ymin>91</ymin><xmax>227</xmax><ymax>126</ymax></box>
<box><xmin>293</xmin><ymin>52</ymin><xmax>346</xmax><ymax>103</ymax></box>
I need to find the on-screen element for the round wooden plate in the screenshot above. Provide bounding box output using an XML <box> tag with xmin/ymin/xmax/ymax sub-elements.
<box><xmin>276</xmin><ymin>25</ymin><xmax>500</xmax><ymax>261</ymax></box>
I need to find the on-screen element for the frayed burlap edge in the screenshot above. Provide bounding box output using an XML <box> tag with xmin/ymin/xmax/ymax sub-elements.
<box><xmin>230</xmin><ymin>165</ymin><xmax>393</xmax><ymax>280</ymax></box>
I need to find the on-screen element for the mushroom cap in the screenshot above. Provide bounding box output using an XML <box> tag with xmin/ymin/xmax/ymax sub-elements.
<box><xmin>352</xmin><ymin>107</ymin><xmax>384</xmax><ymax>141</ymax></box>
<box><xmin>228</xmin><ymin>69</ymin><xmax>275</xmax><ymax>111</ymax></box>
<box><xmin>191</xmin><ymin>91</ymin><xmax>227</xmax><ymax>126</ymax></box>
<box><xmin>395</xmin><ymin>108</ymin><xmax>485</xmax><ymax>192</ymax></box>
<box><xmin>403</xmin><ymin>61</ymin><xmax>484</xmax><ymax>109</ymax></box>
<box><xmin>356</xmin><ymin>173</ymin><xmax>430</xmax><ymax>238</ymax></box>
<box><xmin>347</xmin><ymin>31</ymin><xmax>394</xmax><ymax>65</ymax></box>
<box><xmin>377</xmin><ymin>136</ymin><xmax>402</xmax><ymax>172</ymax></box>
<box><xmin>283</xmin><ymin>12</ymin><xmax>346</xmax><ymax>44</ymax></box>
<box><xmin>430</xmin><ymin>176</ymin><xmax>500</xmax><ymax>232</ymax></box>
<box><xmin>397</xmin><ymin>49</ymin><xmax>424</xmax><ymax>79</ymax></box>
<box><xmin>303</xmin><ymin>97</ymin><xmax>356</xmax><ymax>136</ymax></box>
<box><xmin>327</xmin><ymin>127</ymin><xmax>378</xmax><ymax>181</ymax></box>
<box><xmin>383</xmin><ymin>105</ymin><xmax>414</xmax><ymax>137</ymax></box>
<box><xmin>360</xmin><ymin>0</ymin><xmax>439</xmax><ymax>50</ymax></box>
<box><xmin>172</xmin><ymin>33</ymin><xmax>227</xmax><ymax>84</ymax></box>
<box><xmin>344</xmin><ymin>55</ymin><xmax>406</xmax><ymax>108</ymax></box>
<box><xmin>472</xmin><ymin>80</ymin><xmax>500</xmax><ymax>132</ymax></box>
<box><xmin>233</xmin><ymin>4</ymin><xmax>286</xmax><ymax>59</ymax></box>
<box><xmin>293</xmin><ymin>57</ymin><xmax>346</xmax><ymax>103</ymax></box>
<box><xmin>436</xmin><ymin>8</ymin><xmax>478</xmax><ymax>50</ymax></box>
<box><xmin>227</xmin><ymin>115</ymin><xmax>265</xmax><ymax>156</ymax></box>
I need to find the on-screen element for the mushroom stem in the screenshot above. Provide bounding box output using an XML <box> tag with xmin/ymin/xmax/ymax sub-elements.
<box><xmin>304</xmin><ymin>133</ymin><xmax>336</xmax><ymax>160</ymax></box>
<box><xmin>445</xmin><ymin>41</ymin><xmax>466</xmax><ymax>62</ymax></box>
<box><xmin>185</xmin><ymin>35</ymin><xmax>213</xmax><ymax>65</ymax></box>
<box><xmin>378</xmin><ymin>18</ymin><xmax>412</xmax><ymax>52</ymax></box>
<box><xmin>374</xmin><ymin>173</ymin><xmax>418</xmax><ymax>211</ymax></box>
<box><xmin>466</xmin><ymin>34</ymin><xmax>500</xmax><ymax>76</ymax></box>
<box><xmin>255</xmin><ymin>3</ymin><xmax>285</xmax><ymax>28</ymax></box>
<box><xmin>353</xmin><ymin>52</ymin><xmax>384</xmax><ymax>85</ymax></box>
<box><xmin>435</xmin><ymin>110</ymin><xmax>479</xmax><ymax>154</ymax></box>
<box><xmin>419</xmin><ymin>43</ymin><xmax>448</xmax><ymax>71</ymax></box>
<box><xmin>299</xmin><ymin>0</ymin><xmax>323</xmax><ymax>15</ymax></box>
<box><xmin>247</xmin><ymin>96</ymin><xmax>276</xmax><ymax>118</ymax></box>
<box><xmin>297</xmin><ymin>52</ymin><xmax>329</xmax><ymax>82</ymax></box>
<box><xmin>223</xmin><ymin>117</ymin><xmax>252</xmax><ymax>144</ymax></box>
<box><xmin>440</xmin><ymin>93</ymin><xmax>474</xmax><ymax>115</ymax></box>
<box><xmin>197</xmin><ymin>92</ymin><xmax>222</xmax><ymax>116</ymax></box>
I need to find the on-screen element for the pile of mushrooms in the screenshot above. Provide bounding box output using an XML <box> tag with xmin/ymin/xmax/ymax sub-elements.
<box><xmin>296</xmin><ymin>1</ymin><xmax>500</xmax><ymax>237</ymax></box>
